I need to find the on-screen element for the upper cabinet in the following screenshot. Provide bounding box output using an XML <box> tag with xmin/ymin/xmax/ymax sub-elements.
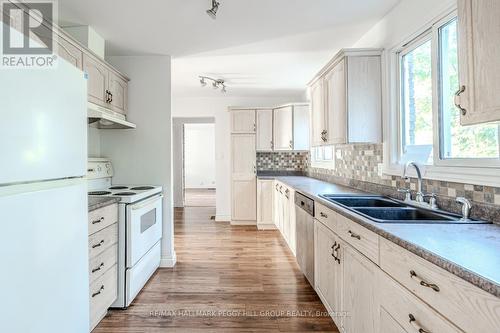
<box><xmin>309</xmin><ymin>49</ymin><xmax>382</xmax><ymax>146</ymax></box>
<box><xmin>273</xmin><ymin>106</ymin><xmax>294</xmax><ymax>151</ymax></box>
<box><xmin>83</xmin><ymin>53</ymin><xmax>129</xmax><ymax>115</ymax></box>
<box><xmin>231</xmin><ymin>109</ymin><xmax>256</xmax><ymax>133</ymax></box>
<box><xmin>256</xmin><ymin>109</ymin><xmax>273</xmax><ymax>151</ymax></box>
<box><xmin>231</xmin><ymin>104</ymin><xmax>310</xmax><ymax>151</ymax></box>
<box><xmin>457</xmin><ymin>0</ymin><xmax>500</xmax><ymax>125</ymax></box>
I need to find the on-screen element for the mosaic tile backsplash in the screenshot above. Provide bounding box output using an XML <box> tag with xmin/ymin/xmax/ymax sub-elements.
<box><xmin>257</xmin><ymin>152</ymin><xmax>308</xmax><ymax>172</ymax></box>
<box><xmin>306</xmin><ymin>144</ymin><xmax>500</xmax><ymax>223</ymax></box>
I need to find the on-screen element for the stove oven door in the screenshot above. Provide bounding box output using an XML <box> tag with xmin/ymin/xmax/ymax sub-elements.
<box><xmin>126</xmin><ymin>194</ymin><xmax>163</xmax><ymax>268</ymax></box>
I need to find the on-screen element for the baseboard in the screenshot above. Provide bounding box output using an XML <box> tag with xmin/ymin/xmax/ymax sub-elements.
<box><xmin>257</xmin><ymin>223</ymin><xmax>277</xmax><ymax>230</ymax></box>
<box><xmin>160</xmin><ymin>252</ymin><xmax>177</xmax><ymax>267</ymax></box>
<box><xmin>215</xmin><ymin>214</ymin><xmax>231</xmax><ymax>222</ymax></box>
<box><xmin>230</xmin><ymin>220</ymin><xmax>257</xmax><ymax>226</ymax></box>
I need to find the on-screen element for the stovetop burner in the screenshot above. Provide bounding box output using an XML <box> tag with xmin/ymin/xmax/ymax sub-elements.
<box><xmin>109</xmin><ymin>186</ymin><xmax>129</xmax><ymax>190</ymax></box>
<box><xmin>130</xmin><ymin>186</ymin><xmax>155</xmax><ymax>190</ymax></box>
<box><xmin>113</xmin><ymin>192</ymin><xmax>137</xmax><ymax>196</ymax></box>
<box><xmin>89</xmin><ymin>191</ymin><xmax>112</xmax><ymax>196</ymax></box>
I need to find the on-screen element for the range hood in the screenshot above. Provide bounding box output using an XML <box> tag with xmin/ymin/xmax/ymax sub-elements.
<box><xmin>88</xmin><ymin>102</ymin><xmax>136</xmax><ymax>129</ymax></box>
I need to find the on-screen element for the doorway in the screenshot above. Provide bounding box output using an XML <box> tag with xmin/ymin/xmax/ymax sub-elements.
<box><xmin>172</xmin><ymin>117</ymin><xmax>216</xmax><ymax>208</ymax></box>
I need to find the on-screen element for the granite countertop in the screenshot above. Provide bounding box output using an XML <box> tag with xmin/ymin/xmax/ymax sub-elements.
<box><xmin>261</xmin><ymin>175</ymin><xmax>500</xmax><ymax>298</ymax></box>
<box><xmin>88</xmin><ymin>197</ymin><xmax>120</xmax><ymax>212</ymax></box>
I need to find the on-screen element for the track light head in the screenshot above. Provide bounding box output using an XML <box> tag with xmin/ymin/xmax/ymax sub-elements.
<box><xmin>200</xmin><ymin>77</ymin><xmax>207</xmax><ymax>87</ymax></box>
<box><xmin>212</xmin><ymin>81</ymin><xmax>219</xmax><ymax>89</ymax></box>
<box><xmin>206</xmin><ymin>0</ymin><xmax>220</xmax><ymax>19</ymax></box>
<box><xmin>221</xmin><ymin>85</ymin><xmax>227</xmax><ymax>93</ymax></box>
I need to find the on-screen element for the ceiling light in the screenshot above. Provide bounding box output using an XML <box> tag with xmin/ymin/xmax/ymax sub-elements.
<box><xmin>212</xmin><ymin>81</ymin><xmax>219</xmax><ymax>89</ymax></box>
<box><xmin>206</xmin><ymin>0</ymin><xmax>220</xmax><ymax>19</ymax></box>
<box><xmin>221</xmin><ymin>85</ymin><xmax>227</xmax><ymax>93</ymax></box>
<box><xmin>200</xmin><ymin>77</ymin><xmax>206</xmax><ymax>87</ymax></box>
<box><xmin>198</xmin><ymin>76</ymin><xmax>228</xmax><ymax>93</ymax></box>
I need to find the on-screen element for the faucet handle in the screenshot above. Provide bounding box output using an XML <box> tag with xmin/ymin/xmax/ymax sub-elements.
<box><xmin>422</xmin><ymin>193</ymin><xmax>438</xmax><ymax>209</ymax></box>
<box><xmin>456</xmin><ymin>197</ymin><xmax>472</xmax><ymax>220</ymax></box>
<box><xmin>397</xmin><ymin>188</ymin><xmax>412</xmax><ymax>201</ymax></box>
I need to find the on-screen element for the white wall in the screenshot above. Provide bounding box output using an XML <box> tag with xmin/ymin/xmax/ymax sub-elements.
<box><xmin>100</xmin><ymin>55</ymin><xmax>176</xmax><ymax>267</ymax></box>
<box><xmin>172</xmin><ymin>95</ymin><xmax>303</xmax><ymax>221</ymax></box>
<box><xmin>184</xmin><ymin>123</ymin><xmax>216</xmax><ymax>189</ymax></box>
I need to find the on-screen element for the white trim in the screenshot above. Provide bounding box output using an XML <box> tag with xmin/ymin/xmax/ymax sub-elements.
<box><xmin>230</xmin><ymin>220</ymin><xmax>257</xmax><ymax>226</ymax></box>
<box><xmin>160</xmin><ymin>252</ymin><xmax>177</xmax><ymax>268</ymax></box>
<box><xmin>257</xmin><ymin>223</ymin><xmax>277</xmax><ymax>230</ymax></box>
<box><xmin>215</xmin><ymin>214</ymin><xmax>231</xmax><ymax>222</ymax></box>
<box><xmin>384</xmin><ymin>5</ymin><xmax>500</xmax><ymax>186</ymax></box>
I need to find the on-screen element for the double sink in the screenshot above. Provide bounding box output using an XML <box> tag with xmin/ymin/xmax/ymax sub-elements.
<box><xmin>319</xmin><ymin>195</ymin><xmax>489</xmax><ymax>224</ymax></box>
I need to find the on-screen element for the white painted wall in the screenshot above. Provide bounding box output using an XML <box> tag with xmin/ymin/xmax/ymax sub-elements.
<box><xmin>172</xmin><ymin>95</ymin><xmax>303</xmax><ymax>221</ymax></box>
<box><xmin>184</xmin><ymin>123</ymin><xmax>216</xmax><ymax>189</ymax></box>
<box><xmin>100</xmin><ymin>55</ymin><xmax>176</xmax><ymax>267</ymax></box>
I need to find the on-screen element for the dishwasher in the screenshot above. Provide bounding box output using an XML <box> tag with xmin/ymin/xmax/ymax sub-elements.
<box><xmin>295</xmin><ymin>191</ymin><xmax>315</xmax><ymax>287</ymax></box>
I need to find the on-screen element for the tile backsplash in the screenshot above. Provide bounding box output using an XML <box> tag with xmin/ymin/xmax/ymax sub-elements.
<box><xmin>257</xmin><ymin>152</ymin><xmax>308</xmax><ymax>172</ymax></box>
<box><xmin>306</xmin><ymin>143</ymin><xmax>500</xmax><ymax>223</ymax></box>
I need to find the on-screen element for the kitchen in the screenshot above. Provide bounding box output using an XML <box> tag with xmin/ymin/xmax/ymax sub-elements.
<box><xmin>1</xmin><ymin>0</ymin><xmax>499</xmax><ymax>332</ymax></box>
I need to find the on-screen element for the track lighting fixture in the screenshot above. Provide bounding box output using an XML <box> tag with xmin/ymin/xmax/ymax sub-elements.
<box><xmin>199</xmin><ymin>76</ymin><xmax>227</xmax><ymax>93</ymax></box>
<box><xmin>206</xmin><ymin>0</ymin><xmax>220</xmax><ymax>19</ymax></box>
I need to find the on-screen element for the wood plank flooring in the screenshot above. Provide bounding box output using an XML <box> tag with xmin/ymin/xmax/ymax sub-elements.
<box><xmin>184</xmin><ymin>189</ymin><xmax>216</xmax><ymax>207</ymax></box>
<box><xmin>94</xmin><ymin>207</ymin><xmax>339</xmax><ymax>332</ymax></box>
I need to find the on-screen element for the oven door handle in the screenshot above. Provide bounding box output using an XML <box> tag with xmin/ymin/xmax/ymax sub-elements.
<box><xmin>130</xmin><ymin>194</ymin><xmax>163</xmax><ymax>210</ymax></box>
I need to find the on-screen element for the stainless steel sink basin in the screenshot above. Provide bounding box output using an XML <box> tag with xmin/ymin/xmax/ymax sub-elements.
<box><xmin>319</xmin><ymin>194</ymin><xmax>489</xmax><ymax>224</ymax></box>
<box><xmin>354</xmin><ymin>207</ymin><xmax>458</xmax><ymax>223</ymax></box>
<box><xmin>320</xmin><ymin>195</ymin><xmax>404</xmax><ymax>208</ymax></box>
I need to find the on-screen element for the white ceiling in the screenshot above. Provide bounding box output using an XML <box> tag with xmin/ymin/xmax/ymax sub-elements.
<box><xmin>58</xmin><ymin>0</ymin><xmax>400</xmax><ymax>98</ymax></box>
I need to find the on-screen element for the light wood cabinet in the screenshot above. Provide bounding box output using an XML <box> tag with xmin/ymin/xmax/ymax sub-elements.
<box><xmin>309</xmin><ymin>49</ymin><xmax>382</xmax><ymax>146</ymax></box>
<box><xmin>293</xmin><ymin>104</ymin><xmax>310</xmax><ymax>151</ymax></box>
<box><xmin>314</xmin><ymin>220</ymin><xmax>343</xmax><ymax>328</ymax></box>
<box><xmin>257</xmin><ymin>179</ymin><xmax>274</xmax><ymax>229</ymax></box>
<box><xmin>108</xmin><ymin>71</ymin><xmax>128</xmax><ymax>114</ymax></box>
<box><xmin>231</xmin><ymin>109</ymin><xmax>256</xmax><ymax>133</ymax></box>
<box><xmin>84</xmin><ymin>53</ymin><xmax>109</xmax><ymax>107</ymax></box>
<box><xmin>273</xmin><ymin>106</ymin><xmax>294</xmax><ymax>151</ymax></box>
<box><xmin>457</xmin><ymin>0</ymin><xmax>500</xmax><ymax>125</ymax></box>
<box><xmin>231</xmin><ymin>134</ymin><xmax>256</xmax><ymax>223</ymax></box>
<box><xmin>271</xmin><ymin>181</ymin><xmax>296</xmax><ymax>254</ymax></box>
<box><xmin>342</xmin><ymin>245</ymin><xmax>377</xmax><ymax>333</ymax></box>
<box><xmin>256</xmin><ymin>109</ymin><xmax>273</xmax><ymax>151</ymax></box>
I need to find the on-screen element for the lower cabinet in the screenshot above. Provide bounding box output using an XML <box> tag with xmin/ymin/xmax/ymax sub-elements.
<box><xmin>257</xmin><ymin>179</ymin><xmax>275</xmax><ymax>229</ymax></box>
<box><xmin>271</xmin><ymin>181</ymin><xmax>296</xmax><ymax>255</ymax></box>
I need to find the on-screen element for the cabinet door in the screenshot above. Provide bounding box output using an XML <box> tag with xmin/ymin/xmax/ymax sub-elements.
<box><xmin>293</xmin><ymin>105</ymin><xmax>310</xmax><ymax>151</ymax></box>
<box><xmin>256</xmin><ymin>109</ymin><xmax>273</xmax><ymax>151</ymax></box>
<box><xmin>342</xmin><ymin>246</ymin><xmax>377</xmax><ymax>333</ymax></box>
<box><xmin>288</xmin><ymin>187</ymin><xmax>296</xmax><ymax>255</ymax></box>
<box><xmin>314</xmin><ymin>220</ymin><xmax>343</xmax><ymax>327</ymax></box>
<box><xmin>231</xmin><ymin>110</ymin><xmax>256</xmax><ymax>133</ymax></box>
<box><xmin>458</xmin><ymin>0</ymin><xmax>500</xmax><ymax>125</ymax></box>
<box><xmin>273</xmin><ymin>106</ymin><xmax>293</xmax><ymax>150</ymax></box>
<box><xmin>277</xmin><ymin>184</ymin><xmax>284</xmax><ymax>232</ymax></box>
<box><xmin>379</xmin><ymin>308</ymin><xmax>408</xmax><ymax>333</ymax></box>
<box><xmin>83</xmin><ymin>54</ymin><xmax>109</xmax><ymax>107</ymax></box>
<box><xmin>34</xmin><ymin>25</ymin><xmax>83</xmax><ymax>69</ymax></box>
<box><xmin>109</xmin><ymin>72</ymin><xmax>128</xmax><ymax>114</ymax></box>
<box><xmin>231</xmin><ymin>134</ymin><xmax>256</xmax><ymax>222</ymax></box>
<box><xmin>273</xmin><ymin>182</ymin><xmax>279</xmax><ymax>227</ymax></box>
<box><xmin>310</xmin><ymin>80</ymin><xmax>326</xmax><ymax>146</ymax></box>
<box><xmin>325</xmin><ymin>59</ymin><xmax>347</xmax><ymax>144</ymax></box>
<box><xmin>282</xmin><ymin>187</ymin><xmax>291</xmax><ymax>242</ymax></box>
<box><xmin>257</xmin><ymin>180</ymin><xmax>273</xmax><ymax>226</ymax></box>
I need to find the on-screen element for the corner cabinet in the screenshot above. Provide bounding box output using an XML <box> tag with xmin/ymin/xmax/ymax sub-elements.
<box><xmin>273</xmin><ymin>106</ymin><xmax>294</xmax><ymax>151</ymax></box>
<box><xmin>256</xmin><ymin>109</ymin><xmax>273</xmax><ymax>151</ymax></box>
<box><xmin>308</xmin><ymin>49</ymin><xmax>382</xmax><ymax>146</ymax></box>
<box><xmin>457</xmin><ymin>0</ymin><xmax>500</xmax><ymax>125</ymax></box>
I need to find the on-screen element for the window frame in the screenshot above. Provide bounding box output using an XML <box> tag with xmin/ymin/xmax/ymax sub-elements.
<box><xmin>384</xmin><ymin>8</ymin><xmax>500</xmax><ymax>187</ymax></box>
<box><xmin>310</xmin><ymin>146</ymin><xmax>335</xmax><ymax>169</ymax></box>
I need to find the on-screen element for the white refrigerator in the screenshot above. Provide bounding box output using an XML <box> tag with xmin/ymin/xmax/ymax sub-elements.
<box><xmin>0</xmin><ymin>51</ymin><xmax>89</xmax><ymax>331</ymax></box>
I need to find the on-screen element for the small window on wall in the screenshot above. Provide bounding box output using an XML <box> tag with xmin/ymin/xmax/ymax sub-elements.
<box><xmin>311</xmin><ymin>146</ymin><xmax>335</xmax><ymax>169</ymax></box>
<box><xmin>399</xmin><ymin>35</ymin><xmax>433</xmax><ymax>164</ymax></box>
<box><xmin>438</xmin><ymin>18</ymin><xmax>500</xmax><ymax>160</ymax></box>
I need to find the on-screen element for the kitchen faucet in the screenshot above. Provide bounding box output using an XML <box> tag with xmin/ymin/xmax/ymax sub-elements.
<box><xmin>398</xmin><ymin>161</ymin><xmax>438</xmax><ymax>210</ymax></box>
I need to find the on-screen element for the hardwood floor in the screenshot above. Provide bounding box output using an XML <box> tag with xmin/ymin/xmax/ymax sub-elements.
<box><xmin>184</xmin><ymin>188</ymin><xmax>216</xmax><ymax>207</ymax></box>
<box><xmin>94</xmin><ymin>207</ymin><xmax>339</xmax><ymax>332</ymax></box>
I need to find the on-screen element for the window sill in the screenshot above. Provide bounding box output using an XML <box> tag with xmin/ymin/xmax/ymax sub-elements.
<box><xmin>383</xmin><ymin>164</ymin><xmax>500</xmax><ymax>188</ymax></box>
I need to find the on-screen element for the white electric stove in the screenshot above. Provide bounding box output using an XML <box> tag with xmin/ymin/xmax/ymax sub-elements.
<box><xmin>88</xmin><ymin>158</ymin><xmax>163</xmax><ymax>308</ymax></box>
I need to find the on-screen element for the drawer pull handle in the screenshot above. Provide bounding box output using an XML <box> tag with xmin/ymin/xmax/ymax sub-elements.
<box><xmin>348</xmin><ymin>230</ymin><xmax>361</xmax><ymax>240</ymax></box>
<box><xmin>92</xmin><ymin>240</ymin><xmax>105</xmax><ymax>249</ymax></box>
<box><xmin>320</xmin><ymin>212</ymin><xmax>328</xmax><ymax>218</ymax></box>
<box><xmin>92</xmin><ymin>285</ymin><xmax>105</xmax><ymax>298</ymax></box>
<box><xmin>91</xmin><ymin>262</ymin><xmax>105</xmax><ymax>273</ymax></box>
<box><xmin>92</xmin><ymin>217</ymin><xmax>105</xmax><ymax>225</ymax></box>
<box><xmin>410</xmin><ymin>270</ymin><xmax>440</xmax><ymax>292</ymax></box>
<box><xmin>408</xmin><ymin>314</ymin><xmax>431</xmax><ymax>333</ymax></box>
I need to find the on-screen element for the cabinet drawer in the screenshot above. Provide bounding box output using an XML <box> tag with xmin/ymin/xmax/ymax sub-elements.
<box><xmin>378</xmin><ymin>270</ymin><xmax>463</xmax><ymax>333</ymax></box>
<box><xmin>89</xmin><ymin>244</ymin><xmax>118</xmax><ymax>284</ymax></box>
<box><xmin>89</xmin><ymin>223</ymin><xmax>118</xmax><ymax>259</ymax></box>
<box><xmin>314</xmin><ymin>202</ymin><xmax>339</xmax><ymax>233</ymax></box>
<box><xmin>89</xmin><ymin>203</ymin><xmax>118</xmax><ymax>235</ymax></box>
<box><xmin>90</xmin><ymin>264</ymin><xmax>117</xmax><ymax>331</ymax></box>
<box><xmin>335</xmin><ymin>211</ymin><xmax>379</xmax><ymax>264</ymax></box>
<box><xmin>380</xmin><ymin>238</ymin><xmax>500</xmax><ymax>333</ymax></box>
